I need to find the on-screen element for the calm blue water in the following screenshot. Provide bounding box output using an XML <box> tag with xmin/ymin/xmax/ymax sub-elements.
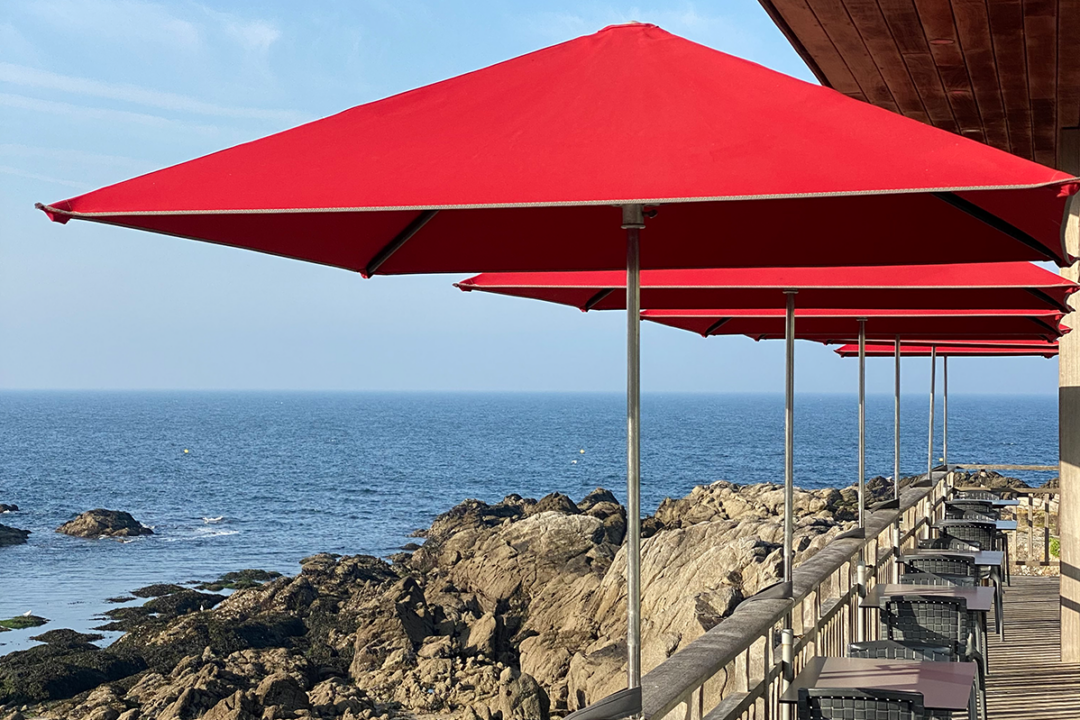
<box><xmin>0</xmin><ymin>391</ymin><xmax>1057</xmax><ymax>653</ymax></box>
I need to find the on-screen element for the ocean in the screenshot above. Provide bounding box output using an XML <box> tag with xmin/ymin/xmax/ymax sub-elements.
<box><xmin>0</xmin><ymin>391</ymin><xmax>1058</xmax><ymax>654</ymax></box>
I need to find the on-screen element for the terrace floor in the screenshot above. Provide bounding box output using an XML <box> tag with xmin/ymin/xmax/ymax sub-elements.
<box><xmin>986</xmin><ymin>575</ymin><xmax>1080</xmax><ymax>719</ymax></box>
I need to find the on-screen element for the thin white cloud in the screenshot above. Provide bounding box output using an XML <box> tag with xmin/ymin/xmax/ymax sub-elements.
<box><xmin>0</xmin><ymin>164</ymin><xmax>91</xmax><ymax>190</ymax></box>
<box><xmin>0</xmin><ymin>143</ymin><xmax>153</xmax><ymax>172</ymax></box>
<box><xmin>26</xmin><ymin>0</ymin><xmax>285</xmax><ymax>59</ymax></box>
<box><xmin>219</xmin><ymin>16</ymin><xmax>281</xmax><ymax>54</ymax></box>
<box><xmin>26</xmin><ymin>0</ymin><xmax>201</xmax><ymax>50</ymax></box>
<box><xmin>0</xmin><ymin>92</ymin><xmax>220</xmax><ymax>134</ymax></box>
<box><xmin>0</xmin><ymin>63</ymin><xmax>305</xmax><ymax>123</ymax></box>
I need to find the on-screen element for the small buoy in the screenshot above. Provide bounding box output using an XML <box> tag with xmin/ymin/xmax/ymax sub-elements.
<box><xmin>579</xmin><ymin>449</ymin><xmax>585</xmax><ymax>454</ymax></box>
<box><xmin>184</xmin><ymin>449</ymin><xmax>189</xmax><ymax>454</ymax></box>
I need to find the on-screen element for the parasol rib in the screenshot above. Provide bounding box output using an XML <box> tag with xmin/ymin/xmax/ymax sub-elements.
<box><xmin>363</xmin><ymin>210</ymin><xmax>439</xmax><ymax>277</ymax></box>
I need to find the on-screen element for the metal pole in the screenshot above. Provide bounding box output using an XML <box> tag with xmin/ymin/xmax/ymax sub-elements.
<box><xmin>928</xmin><ymin>346</ymin><xmax>937</xmax><ymax>478</ymax></box>
<box><xmin>894</xmin><ymin>336</ymin><xmax>901</xmax><ymax>498</ymax></box>
<box><xmin>926</xmin><ymin>345</ymin><xmax>936</xmax><ymax>538</ymax></box>
<box><xmin>784</xmin><ymin>290</ymin><xmax>797</xmax><ymax>585</ymax></box>
<box><xmin>893</xmin><ymin>335</ymin><xmax>901</xmax><ymax>582</ymax></box>
<box><xmin>622</xmin><ymin>204</ymin><xmax>643</xmax><ymax>691</ymax></box>
<box><xmin>858</xmin><ymin>319</ymin><xmax>866</xmax><ymax>528</ymax></box>
<box><xmin>781</xmin><ymin>626</ymin><xmax>795</xmax><ymax>717</ymax></box>
<box><xmin>943</xmin><ymin>355</ymin><xmax>949</xmax><ymax>468</ymax></box>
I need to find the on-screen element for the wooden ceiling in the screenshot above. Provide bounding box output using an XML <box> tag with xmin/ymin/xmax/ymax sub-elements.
<box><xmin>757</xmin><ymin>0</ymin><xmax>1080</xmax><ymax>170</ymax></box>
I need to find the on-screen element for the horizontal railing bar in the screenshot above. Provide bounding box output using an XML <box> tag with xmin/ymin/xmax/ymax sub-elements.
<box><xmin>703</xmin><ymin>692</ymin><xmax>752</xmax><ymax>720</ymax></box>
<box><xmin>955</xmin><ymin>485</ymin><xmax>1060</xmax><ymax>496</ymax></box>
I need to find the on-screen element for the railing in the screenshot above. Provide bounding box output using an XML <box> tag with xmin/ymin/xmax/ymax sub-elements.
<box><xmin>952</xmin><ymin>479</ymin><xmax>1060</xmax><ymax>568</ymax></box>
<box><xmin>640</xmin><ymin>472</ymin><xmax>951</xmax><ymax>720</ymax></box>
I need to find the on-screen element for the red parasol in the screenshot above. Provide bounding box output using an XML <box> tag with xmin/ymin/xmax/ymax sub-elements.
<box><xmin>38</xmin><ymin>24</ymin><xmax>1078</xmax><ymax>272</ymax></box>
<box><xmin>456</xmin><ymin>263</ymin><xmax>1077</xmax><ymax>311</ymax></box>
<box><xmin>640</xmin><ymin>308</ymin><xmax>1066</xmax><ymax>341</ymax></box>
<box><xmin>833</xmin><ymin>342</ymin><xmax>1059</xmax><ymax>358</ymax></box>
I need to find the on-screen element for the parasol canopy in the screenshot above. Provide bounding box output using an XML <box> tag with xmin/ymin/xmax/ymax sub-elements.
<box><xmin>640</xmin><ymin>307</ymin><xmax>1066</xmax><ymax>341</ymax></box>
<box><xmin>834</xmin><ymin>342</ymin><xmax>1059</xmax><ymax>358</ymax></box>
<box><xmin>455</xmin><ymin>263</ymin><xmax>1078</xmax><ymax>311</ymax></box>
<box><xmin>38</xmin><ymin>23</ymin><xmax>1078</xmax><ymax>273</ymax></box>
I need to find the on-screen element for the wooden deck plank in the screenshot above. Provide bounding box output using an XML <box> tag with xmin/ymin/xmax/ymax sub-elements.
<box><xmin>986</xmin><ymin>575</ymin><xmax>1080</xmax><ymax>719</ymax></box>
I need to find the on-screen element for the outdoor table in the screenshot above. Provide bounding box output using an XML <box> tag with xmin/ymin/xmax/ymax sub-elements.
<box><xmin>900</xmin><ymin>550</ymin><xmax>1005</xmax><ymax>638</ymax></box>
<box><xmin>861</xmin><ymin>584</ymin><xmax>995</xmax><ymax>612</ymax></box>
<box><xmin>779</xmin><ymin>657</ymin><xmax>978</xmax><ymax>713</ymax></box>
<box><xmin>861</xmin><ymin>583</ymin><xmax>998</xmax><ymax>651</ymax></box>
<box><xmin>935</xmin><ymin>518</ymin><xmax>1017</xmax><ymax>532</ymax></box>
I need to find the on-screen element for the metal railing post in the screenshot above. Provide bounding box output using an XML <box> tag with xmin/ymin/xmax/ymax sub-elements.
<box><xmin>781</xmin><ymin>627</ymin><xmax>794</xmax><ymax>720</ymax></box>
<box><xmin>855</xmin><ymin>559</ymin><xmax>867</xmax><ymax>642</ymax></box>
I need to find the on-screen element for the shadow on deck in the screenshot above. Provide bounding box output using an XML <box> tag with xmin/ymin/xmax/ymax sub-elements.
<box><xmin>987</xmin><ymin>575</ymin><xmax>1080</xmax><ymax>719</ymax></box>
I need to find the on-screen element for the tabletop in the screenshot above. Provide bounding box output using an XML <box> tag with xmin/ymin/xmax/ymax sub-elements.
<box><xmin>780</xmin><ymin>657</ymin><xmax>977</xmax><ymax>711</ymax></box>
<box><xmin>861</xmin><ymin>584</ymin><xmax>995</xmax><ymax>612</ymax></box>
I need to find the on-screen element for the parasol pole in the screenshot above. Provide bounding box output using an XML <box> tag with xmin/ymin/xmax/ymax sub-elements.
<box><xmin>943</xmin><ymin>355</ymin><xmax>949</xmax><ymax>468</ymax></box>
<box><xmin>622</xmin><ymin>205</ymin><xmax>643</xmax><ymax>691</ymax></box>
<box><xmin>858</xmin><ymin>319</ymin><xmax>866</xmax><ymax>528</ymax></box>
<box><xmin>928</xmin><ymin>345</ymin><xmax>937</xmax><ymax>478</ymax></box>
<box><xmin>784</xmin><ymin>290</ymin><xmax>797</xmax><ymax>586</ymax></box>
<box><xmin>925</xmin><ymin>345</ymin><xmax>937</xmax><ymax>537</ymax></box>
<box><xmin>893</xmin><ymin>335</ymin><xmax>901</xmax><ymax>581</ymax></box>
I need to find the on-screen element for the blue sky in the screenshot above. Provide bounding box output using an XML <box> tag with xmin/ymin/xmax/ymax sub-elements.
<box><xmin>0</xmin><ymin>0</ymin><xmax>1063</xmax><ymax>393</ymax></box>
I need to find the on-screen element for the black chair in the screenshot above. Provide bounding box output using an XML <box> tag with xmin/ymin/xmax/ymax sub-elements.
<box><xmin>942</xmin><ymin>524</ymin><xmax>1011</xmax><ymax>588</ymax></box>
<box><xmin>954</xmin><ymin>490</ymin><xmax>998</xmax><ymax>501</ymax></box>
<box><xmin>942</xmin><ymin>524</ymin><xmax>997</xmax><ymax>551</ymax></box>
<box><xmin>900</xmin><ymin>571</ymin><xmax>978</xmax><ymax>588</ymax></box>
<box><xmin>945</xmin><ymin>506</ymin><xmax>999</xmax><ymax>522</ymax></box>
<box><xmin>563</xmin><ymin>687</ymin><xmax>641</xmax><ymax>720</ymax></box>
<box><xmin>902</xmin><ymin>555</ymin><xmax>978</xmax><ymax>578</ymax></box>
<box><xmin>881</xmin><ymin>597</ymin><xmax>986</xmax><ymax>720</ymax></box>
<box><xmin>796</xmin><ymin>687</ymin><xmax>948</xmax><ymax>720</ymax></box>
<box><xmin>919</xmin><ymin>536</ymin><xmax>982</xmax><ymax>552</ymax></box>
<box><xmin>849</xmin><ymin>639</ymin><xmax>953</xmax><ymax>662</ymax></box>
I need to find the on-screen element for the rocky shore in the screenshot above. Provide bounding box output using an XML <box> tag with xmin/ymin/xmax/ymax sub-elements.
<box><xmin>0</xmin><ymin>472</ymin><xmax>1026</xmax><ymax>720</ymax></box>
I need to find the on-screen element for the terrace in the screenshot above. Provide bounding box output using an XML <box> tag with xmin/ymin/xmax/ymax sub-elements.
<box><xmin>634</xmin><ymin>470</ymin><xmax>1076</xmax><ymax>720</ymax></box>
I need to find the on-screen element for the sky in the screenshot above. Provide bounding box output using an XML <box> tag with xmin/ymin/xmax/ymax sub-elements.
<box><xmin>0</xmin><ymin>0</ymin><xmax>1065</xmax><ymax>393</ymax></box>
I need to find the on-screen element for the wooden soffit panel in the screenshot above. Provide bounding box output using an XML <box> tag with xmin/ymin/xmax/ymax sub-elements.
<box><xmin>759</xmin><ymin>0</ymin><xmax>1080</xmax><ymax>170</ymax></box>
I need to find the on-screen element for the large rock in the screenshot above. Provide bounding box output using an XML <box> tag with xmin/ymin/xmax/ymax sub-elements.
<box><xmin>0</xmin><ymin>524</ymin><xmax>30</xmax><ymax>547</ymax></box>
<box><xmin>56</xmin><ymin>509</ymin><xmax>153</xmax><ymax>539</ymax></box>
<box><xmin>0</xmin><ymin>632</ymin><xmax>146</xmax><ymax>704</ymax></box>
<box><xmin>12</xmin><ymin>480</ymin><xmax>867</xmax><ymax>720</ymax></box>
